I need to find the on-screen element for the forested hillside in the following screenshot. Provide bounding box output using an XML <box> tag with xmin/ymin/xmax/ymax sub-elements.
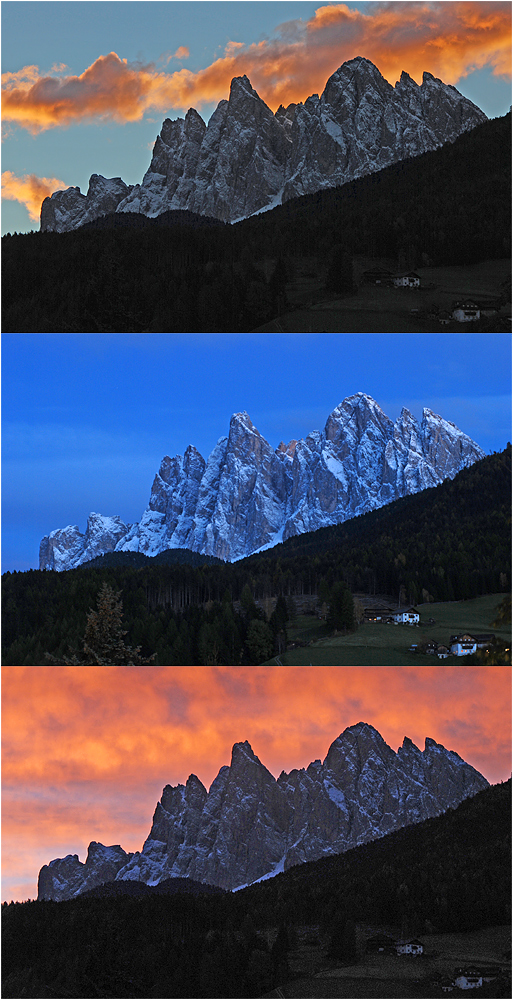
<box><xmin>2</xmin><ymin>447</ymin><xmax>510</xmax><ymax>665</ymax></box>
<box><xmin>2</xmin><ymin>780</ymin><xmax>510</xmax><ymax>998</ymax></box>
<box><xmin>2</xmin><ymin>113</ymin><xmax>510</xmax><ymax>332</ymax></box>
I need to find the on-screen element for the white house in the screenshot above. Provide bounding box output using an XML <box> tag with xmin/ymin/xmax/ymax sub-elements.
<box><xmin>396</xmin><ymin>938</ymin><xmax>424</xmax><ymax>955</ymax></box>
<box><xmin>393</xmin><ymin>607</ymin><xmax>420</xmax><ymax>624</ymax></box>
<box><xmin>450</xmin><ymin>634</ymin><xmax>477</xmax><ymax>656</ymax></box>
<box><xmin>393</xmin><ymin>272</ymin><xmax>421</xmax><ymax>287</ymax></box>
<box><xmin>452</xmin><ymin>301</ymin><xmax>480</xmax><ymax>322</ymax></box>
<box><xmin>454</xmin><ymin>970</ymin><xmax>483</xmax><ymax>989</ymax></box>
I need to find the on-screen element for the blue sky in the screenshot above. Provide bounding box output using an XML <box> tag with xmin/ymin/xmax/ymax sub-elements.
<box><xmin>2</xmin><ymin>1</ymin><xmax>511</xmax><ymax>234</ymax></box>
<box><xmin>2</xmin><ymin>332</ymin><xmax>511</xmax><ymax>572</ymax></box>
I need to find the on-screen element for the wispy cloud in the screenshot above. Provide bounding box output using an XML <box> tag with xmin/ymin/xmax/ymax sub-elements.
<box><xmin>2</xmin><ymin>3</ymin><xmax>510</xmax><ymax>133</ymax></box>
<box><xmin>1</xmin><ymin>171</ymin><xmax>67</xmax><ymax>220</ymax></box>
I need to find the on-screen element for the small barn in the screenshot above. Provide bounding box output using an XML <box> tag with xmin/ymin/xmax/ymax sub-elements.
<box><xmin>366</xmin><ymin>933</ymin><xmax>396</xmax><ymax>954</ymax></box>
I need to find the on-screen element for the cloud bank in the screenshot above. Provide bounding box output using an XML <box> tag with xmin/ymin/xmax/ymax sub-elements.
<box><xmin>2</xmin><ymin>2</ymin><xmax>511</xmax><ymax>133</ymax></box>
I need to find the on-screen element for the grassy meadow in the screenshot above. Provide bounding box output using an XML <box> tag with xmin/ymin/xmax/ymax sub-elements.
<box><xmin>262</xmin><ymin>924</ymin><xmax>511</xmax><ymax>998</ymax></box>
<box><xmin>255</xmin><ymin>258</ymin><xmax>511</xmax><ymax>333</ymax></box>
<box><xmin>264</xmin><ymin>593</ymin><xmax>510</xmax><ymax>665</ymax></box>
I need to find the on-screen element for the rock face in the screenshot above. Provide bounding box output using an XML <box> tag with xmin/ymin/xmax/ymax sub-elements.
<box><xmin>40</xmin><ymin>57</ymin><xmax>487</xmax><ymax>230</ymax></box>
<box><xmin>40</xmin><ymin>174</ymin><xmax>134</xmax><ymax>232</ymax></box>
<box><xmin>39</xmin><ymin>513</ymin><xmax>129</xmax><ymax>571</ymax></box>
<box><xmin>39</xmin><ymin>393</ymin><xmax>485</xmax><ymax>570</ymax></box>
<box><xmin>38</xmin><ymin>842</ymin><xmax>132</xmax><ymax>901</ymax></box>
<box><xmin>37</xmin><ymin>722</ymin><xmax>489</xmax><ymax>899</ymax></box>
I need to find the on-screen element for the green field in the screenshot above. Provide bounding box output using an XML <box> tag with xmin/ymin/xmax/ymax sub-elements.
<box><xmin>255</xmin><ymin>258</ymin><xmax>511</xmax><ymax>333</ymax></box>
<box><xmin>264</xmin><ymin>594</ymin><xmax>510</xmax><ymax>665</ymax></box>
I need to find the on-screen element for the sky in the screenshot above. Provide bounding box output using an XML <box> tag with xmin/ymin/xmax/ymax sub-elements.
<box><xmin>2</xmin><ymin>332</ymin><xmax>511</xmax><ymax>573</ymax></box>
<box><xmin>2</xmin><ymin>663</ymin><xmax>511</xmax><ymax>902</ymax></box>
<box><xmin>2</xmin><ymin>0</ymin><xmax>512</xmax><ymax>234</ymax></box>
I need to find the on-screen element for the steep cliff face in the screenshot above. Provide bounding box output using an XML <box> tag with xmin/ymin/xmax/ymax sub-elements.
<box><xmin>40</xmin><ymin>57</ymin><xmax>487</xmax><ymax>230</ymax></box>
<box><xmin>40</xmin><ymin>175</ymin><xmax>133</xmax><ymax>232</ymax></box>
<box><xmin>39</xmin><ymin>393</ymin><xmax>485</xmax><ymax>569</ymax></box>
<box><xmin>39</xmin><ymin>513</ymin><xmax>130</xmax><ymax>572</ymax></box>
<box><xmin>38</xmin><ymin>723</ymin><xmax>489</xmax><ymax>899</ymax></box>
<box><xmin>38</xmin><ymin>842</ymin><xmax>132</xmax><ymax>901</ymax></box>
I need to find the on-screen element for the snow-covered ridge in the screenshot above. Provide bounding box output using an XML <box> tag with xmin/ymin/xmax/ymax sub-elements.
<box><xmin>37</xmin><ymin>722</ymin><xmax>489</xmax><ymax>900</ymax></box>
<box><xmin>40</xmin><ymin>56</ymin><xmax>487</xmax><ymax>231</ymax></box>
<box><xmin>39</xmin><ymin>391</ymin><xmax>485</xmax><ymax>570</ymax></box>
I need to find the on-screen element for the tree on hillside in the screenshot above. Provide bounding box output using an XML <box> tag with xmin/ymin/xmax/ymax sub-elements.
<box><xmin>492</xmin><ymin>592</ymin><xmax>511</xmax><ymax>628</ymax></box>
<box><xmin>327</xmin><ymin>582</ymin><xmax>356</xmax><ymax>632</ymax></box>
<box><xmin>45</xmin><ymin>583</ymin><xmax>156</xmax><ymax>665</ymax></box>
<box><xmin>246</xmin><ymin>619</ymin><xmax>274</xmax><ymax>664</ymax></box>
<box><xmin>325</xmin><ymin>245</ymin><xmax>355</xmax><ymax>295</ymax></box>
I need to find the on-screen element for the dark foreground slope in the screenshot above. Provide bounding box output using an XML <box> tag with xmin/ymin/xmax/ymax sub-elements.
<box><xmin>2</xmin><ymin>780</ymin><xmax>510</xmax><ymax>998</ymax></box>
<box><xmin>2</xmin><ymin>446</ymin><xmax>510</xmax><ymax>664</ymax></box>
<box><xmin>2</xmin><ymin>112</ymin><xmax>510</xmax><ymax>332</ymax></box>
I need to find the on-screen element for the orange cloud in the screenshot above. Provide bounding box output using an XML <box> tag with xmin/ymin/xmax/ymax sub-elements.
<box><xmin>2</xmin><ymin>665</ymin><xmax>511</xmax><ymax>901</ymax></box>
<box><xmin>2</xmin><ymin>3</ymin><xmax>510</xmax><ymax>133</ymax></box>
<box><xmin>1</xmin><ymin>170</ymin><xmax>67</xmax><ymax>220</ymax></box>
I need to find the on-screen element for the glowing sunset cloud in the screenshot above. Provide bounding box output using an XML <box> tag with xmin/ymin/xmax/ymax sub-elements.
<box><xmin>2</xmin><ymin>2</ymin><xmax>510</xmax><ymax>133</ymax></box>
<box><xmin>1</xmin><ymin>171</ymin><xmax>67</xmax><ymax>221</ymax></box>
<box><xmin>2</xmin><ymin>666</ymin><xmax>510</xmax><ymax>902</ymax></box>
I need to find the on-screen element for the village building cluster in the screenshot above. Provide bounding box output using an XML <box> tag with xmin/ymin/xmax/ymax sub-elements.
<box><xmin>363</xmin><ymin>604</ymin><xmax>498</xmax><ymax>658</ymax></box>
<box><xmin>365</xmin><ymin>935</ymin><xmax>505</xmax><ymax>991</ymax></box>
<box><xmin>360</xmin><ymin>268</ymin><xmax>506</xmax><ymax>324</ymax></box>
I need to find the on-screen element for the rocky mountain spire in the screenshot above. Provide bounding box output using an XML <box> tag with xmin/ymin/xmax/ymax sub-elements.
<box><xmin>38</xmin><ymin>723</ymin><xmax>489</xmax><ymax>899</ymax></box>
<box><xmin>40</xmin><ymin>57</ymin><xmax>487</xmax><ymax>230</ymax></box>
<box><xmin>39</xmin><ymin>393</ymin><xmax>485</xmax><ymax>569</ymax></box>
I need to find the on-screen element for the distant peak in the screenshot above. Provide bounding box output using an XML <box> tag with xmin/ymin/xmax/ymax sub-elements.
<box><xmin>231</xmin><ymin>740</ymin><xmax>260</xmax><ymax>764</ymax></box>
<box><xmin>229</xmin><ymin>411</ymin><xmax>256</xmax><ymax>431</ymax></box>
<box><xmin>230</xmin><ymin>75</ymin><xmax>254</xmax><ymax>95</ymax></box>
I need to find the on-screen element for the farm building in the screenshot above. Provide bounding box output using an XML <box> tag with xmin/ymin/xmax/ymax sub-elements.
<box><xmin>364</xmin><ymin>605</ymin><xmax>395</xmax><ymax>622</ymax></box>
<box><xmin>362</xmin><ymin>267</ymin><xmax>393</xmax><ymax>285</ymax></box>
<box><xmin>453</xmin><ymin>969</ymin><xmax>483</xmax><ymax>989</ymax></box>
<box><xmin>395</xmin><ymin>938</ymin><xmax>424</xmax><ymax>955</ymax></box>
<box><xmin>473</xmin><ymin>633</ymin><xmax>496</xmax><ymax>648</ymax></box>
<box><xmin>450</xmin><ymin>634</ymin><xmax>478</xmax><ymax>656</ymax></box>
<box><xmin>452</xmin><ymin>301</ymin><xmax>480</xmax><ymax>322</ymax></box>
<box><xmin>366</xmin><ymin>933</ymin><xmax>396</xmax><ymax>953</ymax></box>
<box><xmin>393</xmin><ymin>607</ymin><xmax>420</xmax><ymax>624</ymax></box>
<box><xmin>392</xmin><ymin>271</ymin><xmax>421</xmax><ymax>287</ymax></box>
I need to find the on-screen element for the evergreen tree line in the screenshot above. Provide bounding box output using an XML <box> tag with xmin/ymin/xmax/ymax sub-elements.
<box><xmin>2</xmin><ymin>780</ymin><xmax>510</xmax><ymax>997</ymax></box>
<box><xmin>2</xmin><ymin>113</ymin><xmax>510</xmax><ymax>332</ymax></box>
<box><xmin>2</xmin><ymin>447</ymin><xmax>510</xmax><ymax>664</ymax></box>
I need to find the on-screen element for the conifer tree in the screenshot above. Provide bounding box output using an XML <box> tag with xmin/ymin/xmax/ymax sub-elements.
<box><xmin>46</xmin><ymin>583</ymin><xmax>156</xmax><ymax>665</ymax></box>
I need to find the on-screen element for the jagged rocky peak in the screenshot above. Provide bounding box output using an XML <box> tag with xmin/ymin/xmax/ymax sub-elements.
<box><xmin>38</xmin><ymin>842</ymin><xmax>132</xmax><ymax>901</ymax></box>
<box><xmin>41</xmin><ymin>57</ymin><xmax>487</xmax><ymax>230</ymax></box>
<box><xmin>40</xmin><ymin>175</ymin><xmax>133</xmax><ymax>232</ymax></box>
<box><xmin>38</xmin><ymin>723</ymin><xmax>489</xmax><ymax>899</ymax></box>
<box><xmin>39</xmin><ymin>393</ymin><xmax>486</xmax><ymax>569</ymax></box>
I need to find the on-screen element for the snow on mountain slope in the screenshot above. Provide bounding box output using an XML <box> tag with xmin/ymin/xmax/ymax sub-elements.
<box><xmin>39</xmin><ymin>392</ymin><xmax>485</xmax><ymax>570</ymax></box>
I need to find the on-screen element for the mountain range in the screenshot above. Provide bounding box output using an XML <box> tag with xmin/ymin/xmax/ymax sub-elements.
<box><xmin>40</xmin><ymin>56</ymin><xmax>487</xmax><ymax>231</ymax></box>
<box><xmin>39</xmin><ymin>392</ymin><xmax>485</xmax><ymax>570</ymax></box>
<box><xmin>37</xmin><ymin>722</ymin><xmax>489</xmax><ymax>900</ymax></box>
